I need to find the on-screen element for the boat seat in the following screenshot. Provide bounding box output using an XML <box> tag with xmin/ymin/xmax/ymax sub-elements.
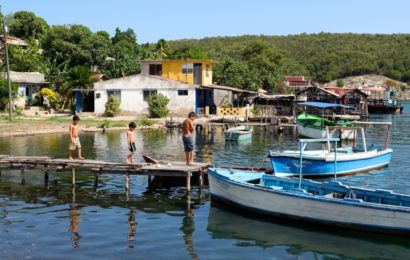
<box><xmin>269</xmin><ymin>185</ymin><xmax>283</xmax><ymax>191</ymax></box>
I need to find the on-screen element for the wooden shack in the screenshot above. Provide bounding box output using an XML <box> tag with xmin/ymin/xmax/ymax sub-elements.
<box><xmin>295</xmin><ymin>86</ymin><xmax>340</xmax><ymax>103</ymax></box>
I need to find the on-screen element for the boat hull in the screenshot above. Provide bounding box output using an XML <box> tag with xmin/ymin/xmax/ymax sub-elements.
<box><xmin>297</xmin><ymin>124</ymin><xmax>355</xmax><ymax>140</ymax></box>
<box><xmin>269</xmin><ymin>149</ymin><xmax>392</xmax><ymax>177</ymax></box>
<box><xmin>368</xmin><ymin>105</ymin><xmax>403</xmax><ymax>114</ymax></box>
<box><xmin>224</xmin><ymin>126</ymin><xmax>253</xmax><ymax>141</ymax></box>
<box><xmin>208</xmin><ymin>169</ymin><xmax>410</xmax><ymax>235</ymax></box>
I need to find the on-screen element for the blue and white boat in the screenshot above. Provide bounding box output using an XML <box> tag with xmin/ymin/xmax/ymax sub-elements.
<box><xmin>208</xmin><ymin>161</ymin><xmax>410</xmax><ymax>235</ymax></box>
<box><xmin>269</xmin><ymin>123</ymin><xmax>392</xmax><ymax>177</ymax></box>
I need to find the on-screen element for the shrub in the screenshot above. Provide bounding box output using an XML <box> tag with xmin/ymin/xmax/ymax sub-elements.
<box><xmin>136</xmin><ymin>117</ymin><xmax>155</xmax><ymax>126</ymax></box>
<box><xmin>250</xmin><ymin>106</ymin><xmax>261</xmax><ymax>116</ymax></box>
<box><xmin>146</xmin><ymin>93</ymin><xmax>169</xmax><ymax>118</ymax></box>
<box><xmin>105</xmin><ymin>96</ymin><xmax>121</xmax><ymax>117</ymax></box>
<box><xmin>14</xmin><ymin>105</ymin><xmax>24</xmax><ymax>116</ymax></box>
<box><xmin>40</xmin><ymin>87</ymin><xmax>60</xmax><ymax>109</ymax></box>
<box><xmin>336</xmin><ymin>79</ymin><xmax>344</xmax><ymax>87</ymax></box>
<box><xmin>99</xmin><ymin>120</ymin><xmax>111</xmax><ymax>128</ymax></box>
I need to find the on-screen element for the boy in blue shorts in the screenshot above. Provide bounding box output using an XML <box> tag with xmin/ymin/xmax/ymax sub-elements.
<box><xmin>126</xmin><ymin>122</ymin><xmax>137</xmax><ymax>163</ymax></box>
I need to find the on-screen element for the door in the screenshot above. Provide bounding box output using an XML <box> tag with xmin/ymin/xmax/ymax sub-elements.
<box><xmin>193</xmin><ymin>63</ymin><xmax>202</xmax><ymax>85</ymax></box>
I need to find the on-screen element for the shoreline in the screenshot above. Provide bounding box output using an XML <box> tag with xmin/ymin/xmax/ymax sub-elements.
<box><xmin>0</xmin><ymin>114</ymin><xmax>213</xmax><ymax>138</ymax></box>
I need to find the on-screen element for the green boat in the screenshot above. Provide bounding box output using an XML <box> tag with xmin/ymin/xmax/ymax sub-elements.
<box><xmin>296</xmin><ymin>112</ymin><xmax>354</xmax><ymax>139</ymax></box>
<box><xmin>224</xmin><ymin>125</ymin><xmax>253</xmax><ymax>141</ymax></box>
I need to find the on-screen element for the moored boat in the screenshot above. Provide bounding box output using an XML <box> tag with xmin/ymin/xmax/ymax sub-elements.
<box><xmin>296</xmin><ymin>102</ymin><xmax>355</xmax><ymax>139</ymax></box>
<box><xmin>270</xmin><ymin>123</ymin><xmax>393</xmax><ymax>177</ymax></box>
<box><xmin>208</xmin><ymin>167</ymin><xmax>410</xmax><ymax>235</ymax></box>
<box><xmin>224</xmin><ymin>125</ymin><xmax>253</xmax><ymax>141</ymax></box>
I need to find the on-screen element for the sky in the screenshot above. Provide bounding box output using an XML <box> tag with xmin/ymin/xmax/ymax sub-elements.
<box><xmin>2</xmin><ymin>0</ymin><xmax>410</xmax><ymax>43</ymax></box>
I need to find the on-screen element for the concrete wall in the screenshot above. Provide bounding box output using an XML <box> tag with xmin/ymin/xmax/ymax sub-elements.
<box><xmin>213</xmin><ymin>89</ymin><xmax>232</xmax><ymax>106</ymax></box>
<box><xmin>94</xmin><ymin>74</ymin><xmax>196</xmax><ymax>116</ymax></box>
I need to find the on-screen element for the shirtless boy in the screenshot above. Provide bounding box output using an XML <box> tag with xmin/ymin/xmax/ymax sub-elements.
<box><xmin>182</xmin><ymin>112</ymin><xmax>196</xmax><ymax>165</ymax></box>
<box><xmin>68</xmin><ymin>115</ymin><xmax>84</xmax><ymax>160</ymax></box>
<box><xmin>126</xmin><ymin>122</ymin><xmax>137</xmax><ymax>163</ymax></box>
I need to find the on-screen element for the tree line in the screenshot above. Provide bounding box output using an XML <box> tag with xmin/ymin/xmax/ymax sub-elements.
<box><xmin>1</xmin><ymin>11</ymin><xmax>410</xmax><ymax>100</ymax></box>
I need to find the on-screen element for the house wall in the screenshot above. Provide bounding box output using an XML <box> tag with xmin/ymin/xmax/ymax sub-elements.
<box><xmin>213</xmin><ymin>89</ymin><xmax>232</xmax><ymax>106</ymax></box>
<box><xmin>141</xmin><ymin>60</ymin><xmax>213</xmax><ymax>85</ymax></box>
<box><xmin>94</xmin><ymin>74</ymin><xmax>196</xmax><ymax>116</ymax></box>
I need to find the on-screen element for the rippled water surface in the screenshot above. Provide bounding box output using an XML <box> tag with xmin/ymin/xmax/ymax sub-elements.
<box><xmin>2</xmin><ymin>102</ymin><xmax>410</xmax><ymax>259</ymax></box>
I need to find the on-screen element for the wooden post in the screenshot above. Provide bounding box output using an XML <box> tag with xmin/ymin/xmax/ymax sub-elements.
<box><xmin>186</xmin><ymin>192</ymin><xmax>191</xmax><ymax>216</ymax></box>
<box><xmin>44</xmin><ymin>170</ymin><xmax>49</xmax><ymax>186</ymax></box>
<box><xmin>199</xmin><ymin>169</ymin><xmax>204</xmax><ymax>189</ymax></box>
<box><xmin>125</xmin><ymin>173</ymin><xmax>130</xmax><ymax>191</ymax></box>
<box><xmin>93</xmin><ymin>170</ymin><xmax>99</xmax><ymax>191</ymax></box>
<box><xmin>147</xmin><ymin>175</ymin><xmax>152</xmax><ymax>186</ymax></box>
<box><xmin>71</xmin><ymin>168</ymin><xmax>76</xmax><ymax>187</ymax></box>
<box><xmin>186</xmin><ymin>171</ymin><xmax>192</xmax><ymax>193</ymax></box>
<box><xmin>20</xmin><ymin>168</ymin><xmax>26</xmax><ymax>185</ymax></box>
<box><xmin>72</xmin><ymin>186</ymin><xmax>76</xmax><ymax>204</ymax></box>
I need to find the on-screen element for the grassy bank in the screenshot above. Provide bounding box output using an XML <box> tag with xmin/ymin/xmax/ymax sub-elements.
<box><xmin>0</xmin><ymin>113</ymin><xmax>160</xmax><ymax>137</ymax></box>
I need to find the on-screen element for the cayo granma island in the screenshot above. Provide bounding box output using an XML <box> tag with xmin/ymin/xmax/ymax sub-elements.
<box><xmin>1</xmin><ymin>2</ymin><xmax>410</xmax><ymax>260</ymax></box>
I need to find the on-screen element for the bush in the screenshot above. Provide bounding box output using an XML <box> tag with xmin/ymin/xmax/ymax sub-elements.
<box><xmin>105</xmin><ymin>96</ymin><xmax>121</xmax><ymax>117</ymax></box>
<box><xmin>136</xmin><ymin>117</ymin><xmax>155</xmax><ymax>126</ymax></box>
<box><xmin>146</xmin><ymin>93</ymin><xmax>169</xmax><ymax>118</ymax></box>
<box><xmin>250</xmin><ymin>106</ymin><xmax>261</xmax><ymax>116</ymax></box>
<box><xmin>14</xmin><ymin>105</ymin><xmax>24</xmax><ymax>116</ymax></box>
<box><xmin>0</xmin><ymin>79</ymin><xmax>18</xmax><ymax>110</ymax></box>
<box><xmin>99</xmin><ymin>120</ymin><xmax>111</xmax><ymax>128</ymax></box>
<box><xmin>40</xmin><ymin>87</ymin><xmax>60</xmax><ymax>109</ymax></box>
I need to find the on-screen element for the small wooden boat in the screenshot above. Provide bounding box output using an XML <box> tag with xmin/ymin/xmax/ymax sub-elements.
<box><xmin>224</xmin><ymin>125</ymin><xmax>253</xmax><ymax>141</ymax></box>
<box><xmin>270</xmin><ymin>123</ymin><xmax>393</xmax><ymax>177</ymax></box>
<box><xmin>208</xmin><ymin>166</ymin><xmax>410</xmax><ymax>235</ymax></box>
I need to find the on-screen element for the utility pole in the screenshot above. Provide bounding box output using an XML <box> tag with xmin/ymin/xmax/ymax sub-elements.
<box><xmin>1</xmin><ymin>6</ymin><xmax>12</xmax><ymax>121</ymax></box>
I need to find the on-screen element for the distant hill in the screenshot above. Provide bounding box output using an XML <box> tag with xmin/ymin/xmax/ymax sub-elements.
<box><xmin>325</xmin><ymin>74</ymin><xmax>410</xmax><ymax>99</ymax></box>
<box><xmin>169</xmin><ymin>33</ymin><xmax>410</xmax><ymax>84</ymax></box>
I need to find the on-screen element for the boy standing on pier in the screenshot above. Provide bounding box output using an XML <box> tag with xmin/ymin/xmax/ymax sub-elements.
<box><xmin>68</xmin><ymin>115</ymin><xmax>84</xmax><ymax>160</ymax></box>
<box><xmin>182</xmin><ymin>112</ymin><xmax>196</xmax><ymax>166</ymax></box>
<box><xmin>126</xmin><ymin>122</ymin><xmax>137</xmax><ymax>163</ymax></box>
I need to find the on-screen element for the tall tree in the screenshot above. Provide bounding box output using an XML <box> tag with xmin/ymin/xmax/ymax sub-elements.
<box><xmin>9</xmin><ymin>11</ymin><xmax>49</xmax><ymax>39</ymax></box>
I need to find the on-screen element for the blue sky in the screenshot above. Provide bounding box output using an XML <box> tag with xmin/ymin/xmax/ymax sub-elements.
<box><xmin>2</xmin><ymin>0</ymin><xmax>410</xmax><ymax>43</ymax></box>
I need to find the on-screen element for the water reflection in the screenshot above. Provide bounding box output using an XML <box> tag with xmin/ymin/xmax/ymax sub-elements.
<box><xmin>127</xmin><ymin>208</ymin><xmax>137</xmax><ymax>242</ymax></box>
<box><xmin>68</xmin><ymin>204</ymin><xmax>82</xmax><ymax>248</ymax></box>
<box><xmin>207</xmin><ymin>205</ymin><xmax>410</xmax><ymax>259</ymax></box>
<box><xmin>1</xmin><ymin>102</ymin><xmax>410</xmax><ymax>259</ymax></box>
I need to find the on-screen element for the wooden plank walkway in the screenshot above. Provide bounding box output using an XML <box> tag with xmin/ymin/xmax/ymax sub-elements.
<box><xmin>0</xmin><ymin>155</ymin><xmax>209</xmax><ymax>192</ymax></box>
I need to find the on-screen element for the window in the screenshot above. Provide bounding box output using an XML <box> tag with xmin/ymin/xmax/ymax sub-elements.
<box><xmin>149</xmin><ymin>64</ymin><xmax>162</xmax><ymax>76</ymax></box>
<box><xmin>178</xmin><ymin>90</ymin><xmax>188</xmax><ymax>96</ymax></box>
<box><xmin>181</xmin><ymin>63</ymin><xmax>193</xmax><ymax>74</ymax></box>
<box><xmin>143</xmin><ymin>90</ymin><xmax>157</xmax><ymax>101</ymax></box>
<box><xmin>96</xmin><ymin>93</ymin><xmax>101</xmax><ymax>99</ymax></box>
<box><xmin>107</xmin><ymin>90</ymin><xmax>121</xmax><ymax>101</ymax></box>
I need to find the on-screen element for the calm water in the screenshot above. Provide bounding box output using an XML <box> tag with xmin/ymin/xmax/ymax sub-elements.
<box><xmin>1</xmin><ymin>103</ymin><xmax>410</xmax><ymax>259</ymax></box>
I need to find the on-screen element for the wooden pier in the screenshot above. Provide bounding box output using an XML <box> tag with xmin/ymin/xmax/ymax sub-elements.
<box><xmin>0</xmin><ymin>155</ymin><xmax>209</xmax><ymax>192</ymax></box>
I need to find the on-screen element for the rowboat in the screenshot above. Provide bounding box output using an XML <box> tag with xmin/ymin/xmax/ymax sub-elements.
<box><xmin>208</xmin><ymin>139</ymin><xmax>410</xmax><ymax>235</ymax></box>
<box><xmin>224</xmin><ymin>125</ymin><xmax>253</xmax><ymax>141</ymax></box>
<box><xmin>269</xmin><ymin>123</ymin><xmax>392</xmax><ymax>177</ymax></box>
<box><xmin>296</xmin><ymin>102</ymin><xmax>355</xmax><ymax>139</ymax></box>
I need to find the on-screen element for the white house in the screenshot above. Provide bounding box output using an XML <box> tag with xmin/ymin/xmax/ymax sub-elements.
<box><xmin>93</xmin><ymin>74</ymin><xmax>196</xmax><ymax>116</ymax></box>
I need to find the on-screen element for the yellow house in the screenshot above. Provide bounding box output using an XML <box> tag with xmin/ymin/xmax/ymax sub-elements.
<box><xmin>141</xmin><ymin>59</ymin><xmax>214</xmax><ymax>86</ymax></box>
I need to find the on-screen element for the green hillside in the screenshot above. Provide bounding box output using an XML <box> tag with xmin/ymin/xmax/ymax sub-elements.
<box><xmin>168</xmin><ymin>33</ymin><xmax>410</xmax><ymax>85</ymax></box>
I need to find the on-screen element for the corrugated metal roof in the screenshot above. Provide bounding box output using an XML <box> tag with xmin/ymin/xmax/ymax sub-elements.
<box><xmin>201</xmin><ymin>84</ymin><xmax>257</xmax><ymax>94</ymax></box>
